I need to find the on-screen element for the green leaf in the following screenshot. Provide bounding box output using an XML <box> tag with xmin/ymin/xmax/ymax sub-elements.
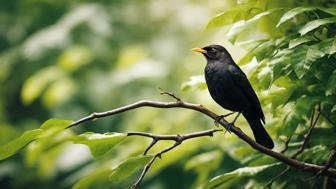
<box><xmin>310</xmin><ymin>128</ymin><xmax>336</xmax><ymax>146</ymax></box>
<box><xmin>25</xmin><ymin>119</ymin><xmax>73</xmax><ymax>167</ymax></box>
<box><xmin>39</xmin><ymin>118</ymin><xmax>73</xmax><ymax>138</ymax></box>
<box><xmin>42</xmin><ymin>78</ymin><xmax>76</xmax><ymax>108</ymax></box>
<box><xmin>294</xmin><ymin>96</ymin><xmax>319</xmax><ymax>116</ymax></box>
<box><xmin>315</xmin><ymin>37</ymin><xmax>336</xmax><ymax>56</ymax></box>
<box><xmin>74</xmin><ymin>132</ymin><xmax>127</xmax><ymax>157</ymax></box>
<box><xmin>58</xmin><ymin>46</ymin><xmax>93</xmax><ymax>72</ymax></box>
<box><xmin>40</xmin><ymin>118</ymin><xmax>73</xmax><ymax>130</ymax></box>
<box><xmin>21</xmin><ymin>66</ymin><xmax>64</xmax><ymax>105</ymax></box>
<box><xmin>291</xmin><ymin>46</ymin><xmax>324</xmax><ymax>78</ymax></box>
<box><xmin>0</xmin><ymin>129</ymin><xmax>42</xmax><ymax>160</ymax></box>
<box><xmin>238</xmin><ymin>39</ymin><xmax>277</xmax><ymax>65</ymax></box>
<box><xmin>276</xmin><ymin>7</ymin><xmax>316</xmax><ymax>27</ymax></box>
<box><xmin>73</xmin><ymin>168</ymin><xmax>112</xmax><ymax>189</ymax></box>
<box><xmin>205</xmin><ymin>163</ymin><xmax>280</xmax><ymax>189</ymax></box>
<box><xmin>184</xmin><ymin>150</ymin><xmax>222</xmax><ymax>171</ymax></box>
<box><xmin>300</xmin><ymin>145</ymin><xmax>329</xmax><ymax>164</ymax></box>
<box><xmin>331</xmin><ymin>104</ymin><xmax>336</xmax><ymax>112</ymax></box>
<box><xmin>109</xmin><ymin>155</ymin><xmax>153</xmax><ymax>183</ymax></box>
<box><xmin>181</xmin><ymin>75</ymin><xmax>207</xmax><ymax>92</ymax></box>
<box><xmin>257</xmin><ymin>65</ymin><xmax>273</xmax><ymax>89</ymax></box>
<box><xmin>73</xmin><ymin>155</ymin><xmax>153</xmax><ymax>189</ymax></box>
<box><xmin>326</xmin><ymin>70</ymin><xmax>336</xmax><ymax>96</ymax></box>
<box><xmin>271</xmin><ymin>49</ymin><xmax>293</xmax><ymax>80</ymax></box>
<box><xmin>267</xmin><ymin>87</ymin><xmax>294</xmax><ymax>114</ymax></box>
<box><xmin>227</xmin><ymin>9</ymin><xmax>279</xmax><ymax>43</ymax></box>
<box><xmin>318</xmin><ymin>7</ymin><xmax>336</xmax><ymax>16</ymax></box>
<box><xmin>37</xmin><ymin>142</ymin><xmax>67</xmax><ymax>177</ymax></box>
<box><xmin>289</xmin><ymin>35</ymin><xmax>316</xmax><ymax>48</ymax></box>
<box><xmin>206</xmin><ymin>5</ymin><xmax>252</xmax><ymax>29</ymax></box>
<box><xmin>282</xmin><ymin>110</ymin><xmax>302</xmax><ymax>135</ymax></box>
<box><xmin>299</xmin><ymin>17</ymin><xmax>336</xmax><ymax>35</ymax></box>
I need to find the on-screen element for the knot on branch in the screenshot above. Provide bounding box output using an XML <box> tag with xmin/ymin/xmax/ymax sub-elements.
<box><xmin>175</xmin><ymin>134</ymin><xmax>183</xmax><ymax>144</ymax></box>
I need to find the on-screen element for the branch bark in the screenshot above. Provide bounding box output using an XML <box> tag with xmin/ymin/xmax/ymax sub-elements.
<box><xmin>127</xmin><ymin>129</ymin><xmax>221</xmax><ymax>188</ymax></box>
<box><xmin>127</xmin><ymin>129</ymin><xmax>222</xmax><ymax>155</ymax></box>
<box><xmin>70</xmin><ymin>99</ymin><xmax>336</xmax><ymax>180</ymax></box>
<box><xmin>292</xmin><ymin>107</ymin><xmax>321</xmax><ymax>159</ymax></box>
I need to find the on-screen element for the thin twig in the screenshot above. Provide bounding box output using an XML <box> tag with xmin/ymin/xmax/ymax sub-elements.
<box><xmin>320</xmin><ymin>112</ymin><xmax>336</xmax><ymax>127</ymax></box>
<box><xmin>127</xmin><ymin>129</ymin><xmax>222</xmax><ymax>155</ymax></box>
<box><xmin>70</xmin><ymin>100</ymin><xmax>336</xmax><ymax>178</ymax></box>
<box><xmin>280</xmin><ymin>136</ymin><xmax>292</xmax><ymax>154</ymax></box>
<box><xmin>307</xmin><ymin>150</ymin><xmax>336</xmax><ymax>181</ymax></box>
<box><xmin>130</xmin><ymin>141</ymin><xmax>181</xmax><ymax>189</ymax></box>
<box><xmin>263</xmin><ymin>166</ymin><xmax>291</xmax><ymax>189</ymax></box>
<box><xmin>321</xmin><ymin>151</ymin><xmax>336</xmax><ymax>173</ymax></box>
<box><xmin>292</xmin><ymin>106</ymin><xmax>321</xmax><ymax>159</ymax></box>
<box><xmin>143</xmin><ymin>140</ymin><xmax>158</xmax><ymax>155</ymax></box>
<box><xmin>158</xmin><ymin>88</ymin><xmax>182</xmax><ymax>102</ymax></box>
<box><xmin>128</xmin><ymin>129</ymin><xmax>221</xmax><ymax>188</ymax></box>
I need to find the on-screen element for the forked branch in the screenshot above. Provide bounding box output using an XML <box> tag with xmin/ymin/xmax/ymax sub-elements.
<box><xmin>127</xmin><ymin>129</ymin><xmax>221</xmax><ymax>188</ymax></box>
<box><xmin>70</xmin><ymin>99</ymin><xmax>336</xmax><ymax>188</ymax></box>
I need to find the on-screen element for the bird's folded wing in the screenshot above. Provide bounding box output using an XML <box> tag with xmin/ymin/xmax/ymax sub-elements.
<box><xmin>228</xmin><ymin>65</ymin><xmax>265</xmax><ymax>123</ymax></box>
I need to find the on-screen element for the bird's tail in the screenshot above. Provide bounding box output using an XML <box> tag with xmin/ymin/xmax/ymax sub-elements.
<box><xmin>243</xmin><ymin>112</ymin><xmax>274</xmax><ymax>149</ymax></box>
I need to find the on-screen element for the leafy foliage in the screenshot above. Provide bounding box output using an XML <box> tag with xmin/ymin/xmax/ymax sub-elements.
<box><xmin>74</xmin><ymin>132</ymin><xmax>126</xmax><ymax>157</ymax></box>
<box><xmin>73</xmin><ymin>155</ymin><xmax>153</xmax><ymax>189</ymax></box>
<box><xmin>0</xmin><ymin>129</ymin><xmax>42</xmax><ymax>160</ymax></box>
<box><xmin>1</xmin><ymin>0</ymin><xmax>336</xmax><ymax>189</ymax></box>
<box><xmin>205</xmin><ymin>163</ymin><xmax>280</xmax><ymax>189</ymax></box>
<box><xmin>200</xmin><ymin>0</ymin><xmax>336</xmax><ymax>188</ymax></box>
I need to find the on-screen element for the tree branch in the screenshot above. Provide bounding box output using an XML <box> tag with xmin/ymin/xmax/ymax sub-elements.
<box><xmin>70</xmin><ymin>99</ymin><xmax>336</xmax><ymax>182</ymax></box>
<box><xmin>321</xmin><ymin>151</ymin><xmax>336</xmax><ymax>174</ymax></box>
<box><xmin>127</xmin><ymin>129</ymin><xmax>222</xmax><ymax>155</ymax></box>
<box><xmin>127</xmin><ymin>129</ymin><xmax>221</xmax><ymax>188</ymax></box>
<box><xmin>320</xmin><ymin>111</ymin><xmax>336</xmax><ymax>128</ymax></box>
<box><xmin>280</xmin><ymin>136</ymin><xmax>292</xmax><ymax>154</ymax></box>
<box><xmin>311</xmin><ymin>150</ymin><xmax>336</xmax><ymax>179</ymax></box>
<box><xmin>264</xmin><ymin>166</ymin><xmax>291</xmax><ymax>188</ymax></box>
<box><xmin>292</xmin><ymin>107</ymin><xmax>321</xmax><ymax>159</ymax></box>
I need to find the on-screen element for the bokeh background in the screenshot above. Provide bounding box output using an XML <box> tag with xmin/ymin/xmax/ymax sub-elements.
<box><xmin>0</xmin><ymin>0</ymin><xmax>246</xmax><ymax>188</ymax></box>
<box><xmin>1</xmin><ymin>0</ymin><xmax>336</xmax><ymax>188</ymax></box>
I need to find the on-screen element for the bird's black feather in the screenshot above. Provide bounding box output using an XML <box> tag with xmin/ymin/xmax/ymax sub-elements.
<box><xmin>196</xmin><ymin>44</ymin><xmax>274</xmax><ymax>149</ymax></box>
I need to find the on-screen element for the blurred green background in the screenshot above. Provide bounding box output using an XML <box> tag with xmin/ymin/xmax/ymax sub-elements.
<box><xmin>1</xmin><ymin>0</ymin><xmax>336</xmax><ymax>188</ymax></box>
<box><xmin>0</xmin><ymin>0</ymin><xmax>245</xmax><ymax>188</ymax></box>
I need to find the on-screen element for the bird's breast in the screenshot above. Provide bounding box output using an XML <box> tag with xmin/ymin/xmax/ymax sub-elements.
<box><xmin>204</xmin><ymin>64</ymin><xmax>230</xmax><ymax>83</ymax></box>
<box><xmin>204</xmin><ymin>64</ymin><xmax>248</xmax><ymax>111</ymax></box>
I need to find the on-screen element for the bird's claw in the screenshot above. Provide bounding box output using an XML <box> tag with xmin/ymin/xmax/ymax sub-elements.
<box><xmin>214</xmin><ymin>115</ymin><xmax>224</xmax><ymax>127</ymax></box>
<box><xmin>214</xmin><ymin>112</ymin><xmax>234</xmax><ymax>127</ymax></box>
<box><xmin>223</xmin><ymin>123</ymin><xmax>233</xmax><ymax>134</ymax></box>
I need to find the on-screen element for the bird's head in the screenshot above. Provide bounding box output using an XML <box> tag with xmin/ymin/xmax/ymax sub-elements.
<box><xmin>192</xmin><ymin>44</ymin><xmax>232</xmax><ymax>63</ymax></box>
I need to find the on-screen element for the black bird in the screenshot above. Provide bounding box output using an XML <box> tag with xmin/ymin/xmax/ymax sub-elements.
<box><xmin>192</xmin><ymin>44</ymin><xmax>274</xmax><ymax>149</ymax></box>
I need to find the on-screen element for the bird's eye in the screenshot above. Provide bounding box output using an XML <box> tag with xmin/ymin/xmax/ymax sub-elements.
<box><xmin>209</xmin><ymin>48</ymin><xmax>216</xmax><ymax>53</ymax></box>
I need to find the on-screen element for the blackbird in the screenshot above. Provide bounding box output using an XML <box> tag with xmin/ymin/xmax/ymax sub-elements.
<box><xmin>192</xmin><ymin>44</ymin><xmax>274</xmax><ymax>149</ymax></box>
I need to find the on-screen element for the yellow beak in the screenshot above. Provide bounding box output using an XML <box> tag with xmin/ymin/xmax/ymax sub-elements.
<box><xmin>192</xmin><ymin>47</ymin><xmax>206</xmax><ymax>53</ymax></box>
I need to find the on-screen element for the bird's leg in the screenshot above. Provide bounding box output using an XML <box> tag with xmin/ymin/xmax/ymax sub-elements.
<box><xmin>226</xmin><ymin>112</ymin><xmax>241</xmax><ymax>131</ymax></box>
<box><xmin>214</xmin><ymin>112</ymin><xmax>235</xmax><ymax>127</ymax></box>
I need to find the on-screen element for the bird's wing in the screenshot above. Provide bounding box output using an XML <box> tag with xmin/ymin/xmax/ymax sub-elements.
<box><xmin>228</xmin><ymin>65</ymin><xmax>265</xmax><ymax>123</ymax></box>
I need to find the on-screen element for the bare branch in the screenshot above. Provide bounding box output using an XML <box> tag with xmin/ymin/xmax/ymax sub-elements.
<box><xmin>128</xmin><ymin>129</ymin><xmax>222</xmax><ymax>188</ymax></box>
<box><xmin>280</xmin><ymin>136</ymin><xmax>292</xmax><ymax>154</ymax></box>
<box><xmin>264</xmin><ymin>166</ymin><xmax>290</xmax><ymax>188</ymax></box>
<box><xmin>320</xmin><ymin>151</ymin><xmax>336</xmax><ymax>173</ymax></box>
<box><xmin>159</xmin><ymin>88</ymin><xmax>182</xmax><ymax>102</ymax></box>
<box><xmin>292</xmin><ymin>106</ymin><xmax>321</xmax><ymax>159</ymax></box>
<box><xmin>130</xmin><ymin>141</ymin><xmax>181</xmax><ymax>189</ymax></box>
<box><xmin>127</xmin><ymin>129</ymin><xmax>222</xmax><ymax>155</ymax></box>
<box><xmin>308</xmin><ymin>150</ymin><xmax>336</xmax><ymax>180</ymax></box>
<box><xmin>320</xmin><ymin>111</ymin><xmax>336</xmax><ymax>127</ymax></box>
<box><xmin>144</xmin><ymin>139</ymin><xmax>158</xmax><ymax>155</ymax></box>
<box><xmin>71</xmin><ymin>100</ymin><xmax>336</xmax><ymax>179</ymax></box>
